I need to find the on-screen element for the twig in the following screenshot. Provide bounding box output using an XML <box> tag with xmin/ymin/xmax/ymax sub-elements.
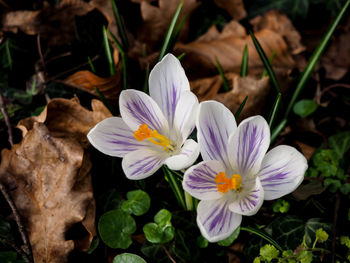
<box><xmin>0</xmin><ymin>182</ymin><xmax>33</xmax><ymax>262</ymax></box>
<box><xmin>0</xmin><ymin>93</ymin><xmax>13</xmax><ymax>146</ymax></box>
<box><xmin>37</xmin><ymin>34</ymin><xmax>47</xmax><ymax>73</ymax></box>
<box><xmin>0</xmin><ymin>238</ymin><xmax>31</xmax><ymax>263</ymax></box>
<box><xmin>162</xmin><ymin>244</ymin><xmax>176</xmax><ymax>263</ymax></box>
<box><xmin>331</xmin><ymin>192</ymin><xmax>341</xmax><ymax>263</ymax></box>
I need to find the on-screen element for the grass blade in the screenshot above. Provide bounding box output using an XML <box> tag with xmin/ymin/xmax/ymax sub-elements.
<box><xmin>261</xmin><ymin>50</ymin><xmax>276</xmax><ymax>78</ymax></box>
<box><xmin>108</xmin><ymin>30</ymin><xmax>128</xmax><ymax>90</ymax></box>
<box><xmin>271</xmin><ymin>118</ymin><xmax>287</xmax><ymax>143</ymax></box>
<box><xmin>167</xmin><ymin>15</ymin><xmax>187</xmax><ymax>53</ymax></box>
<box><xmin>158</xmin><ymin>1</ymin><xmax>183</xmax><ymax>61</ymax></box>
<box><xmin>250</xmin><ymin>31</ymin><xmax>280</xmax><ymax>93</ymax></box>
<box><xmin>234</xmin><ymin>96</ymin><xmax>248</xmax><ymax>119</ymax></box>
<box><xmin>143</xmin><ymin>64</ymin><xmax>150</xmax><ymax>93</ymax></box>
<box><xmin>240</xmin><ymin>226</ymin><xmax>283</xmax><ymax>251</ymax></box>
<box><xmin>94</xmin><ymin>87</ymin><xmax>115</xmax><ymax>115</ymax></box>
<box><xmin>102</xmin><ymin>26</ymin><xmax>116</xmax><ymax>76</ymax></box>
<box><xmin>240</xmin><ymin>44</ymin><xmax>248</xmax><ymax>77</ymax></box>
<box><xmin>87</xmin><ymin>56</ymin><xmax>96</xmax><ymax>74</ymax></box>
<box><xmin>177</xmin><ymin>53</ymin><xmax>185</xmax><ymax>61</ymax></box>
<box><xmin>215</xmin><ymin>56</ymin><xmax>230</xmax><ymax>92</ymax></box>
<box><xmin>268</xmin><ymin>92</ymin><xmax>281</xmax><ymax>128</ymax></box>
<box><xmin>285</xmin><ymin>0</ymin><xmax>350</xmax><ymax>118</ymax></box>
<box><xmin>111</xmin><ymin>0</ymin><xmax>129</xmax><ymax>49</ymax></box>
<box><xmin>163</xmin><ymin>165</ymin><xmax>186</xmax><ymax>209</ymax></box>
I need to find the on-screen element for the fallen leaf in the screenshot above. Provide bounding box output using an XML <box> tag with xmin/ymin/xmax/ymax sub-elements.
<box><xmin>0</xmin><ymin>98</ymin><xmax>111</xmax><ymax>262</ymax></box>
<box><xmin>190</xmin><ymin>73</ymin><xmax>270</xmax><ymax>120</ymax></box>
<box><xmin>293</xmin><ymin>181</ymin><xmax>326</xmax><ymax>200</ymax></box>
<box><xmin>214</xmin><ymin>0</ymin><xmax>246</xmax><ymax>20</ymax></box>
<box><xmin>175</xmin><ymin>20</ymin><xmax>296</xmax><ymax>79</ymax></box>
<box><xmin>295</xmin><ymin>141</ymin><xmax>316</xmax><ymax>160</ymax></box>
<box><xmin>137</xmin><ymin>0</ymin><xmax>200</xmax><ymax>50</ymax></box>
<box><xmin>250</xmin><ymin>10</ymin><xmax>305</xmax><ymax>55</ymax></box>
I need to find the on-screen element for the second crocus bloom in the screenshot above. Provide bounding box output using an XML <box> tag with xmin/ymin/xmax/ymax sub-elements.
<box><xmin>88</xmin><ymin>54</ymin><xmax>199</xmax><ymax>179</ymax></box>
<box><xmin>183</xmin><ymin>100</ymin><xmax>308</xmax><ymax>242</ymax></box>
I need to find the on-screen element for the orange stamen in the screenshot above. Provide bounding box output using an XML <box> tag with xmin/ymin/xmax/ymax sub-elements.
<box><xmin>215</xmin><ymin>172</ymin><xmax>242</xmax><ymax>193</ymax></box>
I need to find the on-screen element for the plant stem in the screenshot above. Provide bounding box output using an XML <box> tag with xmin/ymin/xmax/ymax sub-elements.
<box><xmin>240</xmin><ymin>226</ymin><xmax>283</xmax><ymax>251</ymax></box>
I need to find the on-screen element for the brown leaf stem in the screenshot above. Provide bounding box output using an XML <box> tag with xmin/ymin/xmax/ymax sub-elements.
<box><xmin>0</xmin><ymin>93</ymin><xmax>13</xmax><ymax>146</ymax></box>
<box><xmin>162</xmin><ymin>244</ymin><xmax>176</xmax><ymax>263</ymax></box>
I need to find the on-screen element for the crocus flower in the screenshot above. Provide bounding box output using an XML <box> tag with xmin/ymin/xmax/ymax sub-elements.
<box><xmin>183</xmin><ymin>101</ymin><xmax>307</xmax><ymax>242</ymax></box>
<box><xmin>88</xmin><ymin>54</ymin><xmax>199</xmax><ymax>179</ymax></box>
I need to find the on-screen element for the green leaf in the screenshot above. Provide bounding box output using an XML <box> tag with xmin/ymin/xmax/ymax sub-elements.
<box><xmin>259</xmin><ymin>244</ymin><xmax>279</xmax><ymax>261</ymax></box>
<box><xmin>312</xmin><ymin>149</ymin><xmax>339</xmax><ymax>177</ymax></box>
<box><xmin>121</xmin><ymin>190</ymin><xmax>151</xmax><ymax>216</ymax></box>
<box><xmin>297</xmin><ymin>250</ymin><xmax>313</xmax><ymax>263</ymax></box>
<box><xmin>341</xmin><ymin>236</ymin><xmax>350</xmax><ymax>248</ymax></box>
<box><xmin>218</xmin><ymin>227</ymin><xmax>240</xmax><ymax>246</ymax></box>
<box><xmin>154</xmin><ymin>209</ymin><xmax>172</xmax><ymax>226</ymax></box>
<box><xmin>234</xmin><ymin>96</ymin><xmax>248</xmax><ymax>119</ymax></box>
<box><xmin>240</xmin><ymin>45</ymin><xmax>248</xmax><ymax>77</ymax></box>
<box><xmin>340</xmin><ymin>183</ymin><xmax>350</xmax><ymax>195</ymax></box>
<box><xmin>98</xmin><ymin>209</ymin><xmax>136</xmax><ymax>249</ymax></box>
<box><xmin>315</xmin><ymin>228</ymin><xmax>328</xmax><ymax>243</ymax></box>
<box><xmin>102</xmin><ymin>25</ymin><xmax>116</xmax><ymax>76</ymax></box>
<box><xmin>0</xmin><ymin>251</ymin><xmax>17</xmax><ymax>263</ymax></box>
<box><xmin>143</xmin><ymin>222</ymin><xmax>175</xmax><ymax>244</ymax></box>
<box><xmin>87</xmin><ymin>237</ymin><xmax>100</xmax><ymax>254</ymax></box>
<box><xmin>215</xmin><ymin>56</ymin><xmax>230</xmax><ymax>92</ymax></box>
<box><xmin>328</xmin><ymin>131</ymin><xmax>350</xmax><ymax>158</ymax></box>
<box><xmin>293</xmin><ymin>99</ymin><xmax>318</xmax><ymax>118</ymax></box>
<box><xmin>113</xmin><ymin>253</ymin><xmax>146</xmax><ymax>263</ymax></box>
<box><xmin>196</xmin><ymin>235</ymin><xmax>208</xmax><ymax>248</ymax></box>
<box><xmin>265</xmin><ymin>216</ymin><xmax>331</xmax><ymax>250</ymax></box>
<box><xmin>273</xmin><ymin>199</ymin><xmax>290</xmax><ymax>213</ymax></box>
<box><xmin>111</xmin><ymin>0</ymin><xmax>129</xmax><ymax>49</ymax></box>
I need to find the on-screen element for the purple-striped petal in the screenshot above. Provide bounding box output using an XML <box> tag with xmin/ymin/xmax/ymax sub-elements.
<box><xmin>197</xmin><ymin>101</ymin><xmax>237</xmax><ymax>168</ymax></box>
<box><xmin>149</xmin><ymin>54</ymin><xmax>190</xmax><ymax>127</ymax></box>
<box><xmin>164</xmin><ymin>139</ymin><xmax>200</xmax><ymax>170</ymax></box>
<box><xmin>183</xmin><ymin>160</ymin><xmax>225</xmax><ymax>200</ymax></box>
<box><xmin>173</xmin><ymin>91</ymin><xmax>198</xmax><ymax>143</ymax></box>
<box><xmin>122</xmin><ymin>148</ymin><xmax>166</xmax><ymax>180</ymax></box>
<box><xmin>228</xmin><ymin>177</ymin><xmax>264</xmax><ymax>216</ymax></box>
<box><xmin>87</xmin><ymin>117</ymin><xmax>147</xmax><ymax>157</ymax></box>
<box><xmin>119</xmin><ymin>89</ymin><xmax>169</xmax><ymax>134</ymax></box>
<box><xmin>228</xmin><ymin>116</ymin><xmax>270</xmax><ymax>177</ymax></box>
<box><xmin>197</xmin><ymin>199</ymin><xmax>242</xmax><ymax>242</ymax></box>
<box><xmin>258</xmin><ymin>145</ymin><xmax>307</xmax><ymax>200</ymax></box>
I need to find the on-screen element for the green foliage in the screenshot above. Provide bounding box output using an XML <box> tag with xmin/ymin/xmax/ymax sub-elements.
<box><xmin>0</xmin><ymin>252</ymin><xmax>17</xmax><ymax>263</ymax></box>
<box><xmin>98</xmin><ymin>209</ymin><xmax>136</xmax><ymax>249</ymax></box>
<box><xmin>87</xmin><ymin>237</ymin><xmax>100</xmax><ymax>254</ymax></box>
<box><xmin>273</xmin><ymin>199</ymin><xmax>290</xmax><ymax>213</ymax></box>
<box><xmin>113</xmin><ymin>253</ymin><xmax>146</xmax><ymax>263</ymax></box>
<box><xmin>218</xmin><ymin>227</ymin><xmax>240</xmax><ymax>246</ymax></box>
<box><xmin>143</xmin><ymin>209</ymin><xmax>175</xmax><ymax>244</ymax></box>
<box><xmin>293</xmin><ymin>100</ymin><xmax>318</xmax><ymax>118</ymax></box>
<box><xmin>240</xmin><ymin>45</ymin><xmax>249</xmax><ymax>77</ymax></box>
<box><xmin>121</xmin><ymin>190</ymin><xmax>151</xmax><ymax>216</ymax></box>
<box><xmin>0</xmin><ymin>216</ymin><xmax>13</xmax><ymax>240</ymax></box>
<box><xmin>260</xmin><ymin>244</ymin><xmax>280</xmax><ymax>261</ymax></box>
<box><xmin>315</xmin><ymin>228</ymin><xmax>328</xmax><ymax>243</ymax></box>
<box><xmin>328</xmin><ymin>131</ymin><xmax>350</xmax><ymax>158</ymax></box>
<box><xmin>297</xmin><ymin>250</ymin><xmax>313</xmax><ymax>263</ymax></box>
<box><xmin>196</xmin><ymin>235</ymin><xmax>208</xmax><ymax>248</ymax></box>
<box><xmin>215</xmin><ymin>56</ymin><xmax>230</xmax><ymax>92</ymax></box>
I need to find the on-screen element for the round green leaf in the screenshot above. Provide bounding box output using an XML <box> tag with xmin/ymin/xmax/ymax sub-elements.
<box><xmin>154</xmin><ymin>209</ymin><xmax>171</xmax><ymax>226</ymax></box>
<box><xmin>98</xmin><ymin>209</ymin><xmax>136</xmax><ymax>249</ymax></box>
<box><xmin>113</xmin><ymin>253</ymin><xmax>146</xmax><ymax>263</ymax></box>
<box><xmin>293</xmin><ymin>99</ymin><xmax>318</xmax><ymax>118</ymax></box>
<box><xmin>121</xmin><ymin>190</ymin><xmax>151</xmax><ymax>216</ymax></box>
<box><xmin>143</xmin><ymin>223</ymin><xmax>175</xmax><ymax>244</ymax></box>
<box><xmin>196</xmin><ymin>235</ymin><xmax>208</xmax><ymax>248</ymax></box>
<box><xmin>218</xmin><ymin>227</ymin><xmax>240</xmax><ymax>246</ymax></box>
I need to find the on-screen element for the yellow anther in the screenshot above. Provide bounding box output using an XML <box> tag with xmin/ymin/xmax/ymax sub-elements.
<box><xmin>134</xmin><ymin>124</ymin><xmax>175</xmax><ymax>152</ymax></box>
<box><xmin>215</xmin><ymin>172</ymin><xmax>242</xmax><ymax>193</ymax></box>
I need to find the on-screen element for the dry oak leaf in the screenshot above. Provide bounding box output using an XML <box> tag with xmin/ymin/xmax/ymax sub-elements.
<box><xmin>175</xmin><ymin>20</ymin><xmax>295</xmax><ymax>79</ymax></box>
<box><xmin>214</xmin><ymin>0</ymin><xmax>246</xmax><ymax>20</ymax></box>
<box><xmin>137</xmin><ymin>0</ymin><xmax>200</xmax><ymax>50</ymax></box>
<box><xmin>190</xmin><ymin>73</ymin><xmax>270</xmax><ymax>120</ymax></box>
<box><xmin>250</xmin><ymin>10</ymin><xmax>305</xmax><ymax>55</ymax></box>
<box><xmin>0</xmin><ymin>123</ymin><xmax>94</xmax><ymax>263</ymax></box>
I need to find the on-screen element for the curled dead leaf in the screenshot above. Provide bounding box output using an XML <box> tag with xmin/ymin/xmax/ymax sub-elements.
<box><xmin>0</xmin><ymin>98</ymin><xmax>111</xmax><ymax>262</ymax></box>
<box><xmin>214</xmin><ymin>0</ymin><xmax>246</xmax><ymax>20</ymax></box>
<box><xmin>191</xmin><ymin>73</ymin><xmax>270</xmax><ymax>120</ymax></box>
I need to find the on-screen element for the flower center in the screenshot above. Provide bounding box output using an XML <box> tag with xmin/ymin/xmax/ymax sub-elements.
<box><xmin>215</xmin><ymin>172</ymin><xmax>242</xmax><ymax>193</ymax></box>
<box><xmin>134</xmin><ymin>124</ymin><xmax>176</xmax><ymax>152</ymax></box>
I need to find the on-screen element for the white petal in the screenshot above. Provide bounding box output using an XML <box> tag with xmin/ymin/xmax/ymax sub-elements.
<box><xmin>228</xmin><ymin>116</ymin><xmax>270</xmax><ymax>177</ymax></box>
<box><xmin>258</xmin><ymin>145</ymin><xmax>307</xmax><ymax>200</ymax></box>
<box><xmin>197</xmin><ymin>199</ymin><xmax>242</xmax><ymax>242</ymax></box>
<box><xmin>228</xmin><ymin>177</ymin><xmax>264</xmax><ymax>216</ymax></box>
<box><xmin>164</xmin><ymin>139</ymin><xmax>199</xmax><ymax>170</ymax></box>
<box><xmin>122</xmin><ymin>148</ymin><xmax>166</xmax><ymax>180</ymax></box>
<box><xmin>149</xmin><ymin>54</ymin><xmax>190</xmax><ymax>127</ymax></box>
<box><xmin>183</xmin><ymin>160</ymin><xmax>225</xmax><ymax>200</ymax></box>
<box><xmin>173</xmin><ymin>91</ymin><xmax>199</xmax><ymax>143</ymax></box>
<box><xmin>119</xmin><ymin>89</ymin><xmax>169</xmax><ymax>134</ymax></box>
<box><xmin>87</xmin><ymin>117</ymin><xmax>147</xmax><ymax>157</ymax></box>
<box><xmin>197</xmin><ymin>101</ymin><xmax>237</xmax><ymax>168</ymax></box>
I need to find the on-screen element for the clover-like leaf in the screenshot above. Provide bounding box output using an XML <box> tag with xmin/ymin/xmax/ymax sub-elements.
<box><xmin>121</xmin><ymin>190</ymin><xmax>151</xmax><ymax>216</ymax></box>
<box><xmin>154</xmin><ymin>209</ymin><xmax>172</xmax><ymax>226</ymax></box>
<box><xmin>218</xmin><ymin>227</ymin><xmax>240</xmax><ymax>246</ymax></box>
<box><xmin>143</xmin><ymin>209</ymin><xmax>174</xmax><ymax>244</ymax></box>
<box><xmin>293</xmin><ymin>99</ymin><xmax>318</xmax><ymax>118</ymax></box>
<box><xmin>98</xmin><ymin>209</ymin><xmax>136</xmax><ymax>249</ymax></box>
<box><xmin>113</xmin><ymin>253</ymin><xmax>146</xmax><ymax>263</ymax></box>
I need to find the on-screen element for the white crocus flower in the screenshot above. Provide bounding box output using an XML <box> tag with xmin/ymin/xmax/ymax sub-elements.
<box><xmin>88</xmin><ymin>54</ymin><xmax>199</xmax><ymax>179</ymax></box>
<box><xmin>183</xmin><ymin>101</ymin><xmax>308</xmax><ymax>242</ymax></box>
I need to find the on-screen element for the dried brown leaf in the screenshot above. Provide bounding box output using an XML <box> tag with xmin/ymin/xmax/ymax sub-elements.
<box><xmin>191</xmin><ymin>73</ymin><xmax>270</xmax><ymax>119</ymax></box>
<box><xmin>0</xmin><ymin>98</ymin><xmax>111</xmax><ymax>262</ymax></box>
<box><xmin>214</xmin><ymin>0</ymin><xmax>246</xmax><ymax>20</ymax></box>
<box><xmin>138</xmin><ymin>0</ymin><xmax>200</xmax><ymax>50</ymax></box>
